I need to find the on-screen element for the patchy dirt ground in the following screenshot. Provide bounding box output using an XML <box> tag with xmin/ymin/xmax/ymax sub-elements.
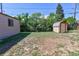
<box><xmin>1</xmin><ymin>30</ymin><xmax>79</xmax><ymax>56</ymax></box>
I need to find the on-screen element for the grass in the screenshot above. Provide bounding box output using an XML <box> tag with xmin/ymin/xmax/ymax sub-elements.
<box><xmin>28</xmin><ymin>32</ymin><xmax>58</xmax><ymax>38</ymax></box>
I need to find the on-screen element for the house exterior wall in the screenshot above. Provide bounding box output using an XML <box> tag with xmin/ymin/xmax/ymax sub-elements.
<box><xmin>0</xmin><ymin>14</ymin><xmax>20</xmax><ymax>40</ymax></box>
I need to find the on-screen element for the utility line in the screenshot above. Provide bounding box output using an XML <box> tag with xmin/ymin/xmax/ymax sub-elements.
<box><xmin>0</xmin><ymin>3</ymin><xmax>3</xmax><ymax>13</ymax></box>
<box><xmin>74</xmin><ymin>3</ymin><xmax>77</xmax><ymax>19</ymax></box>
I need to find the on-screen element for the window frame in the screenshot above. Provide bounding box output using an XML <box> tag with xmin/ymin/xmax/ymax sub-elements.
<box><xmin>8</xmin><ymin>18</ymin><xmax>14</xmax><ymax>27</ymax></box>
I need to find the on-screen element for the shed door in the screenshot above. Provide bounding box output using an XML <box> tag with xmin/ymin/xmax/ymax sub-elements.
<box><xmin>60</xmin><ymin>23</ymin><xmax>66</xmax><ymax>33</ymax></box>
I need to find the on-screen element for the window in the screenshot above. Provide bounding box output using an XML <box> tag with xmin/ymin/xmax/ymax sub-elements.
<box><xmin>8</xmin><ymin>19</ymin><xmax>14</xmax><ymax>27</ymax></box>
<box><xmin>53</xmin><ymin>26</ymin><xmax>59</xmax><ymax>27</ymax></box>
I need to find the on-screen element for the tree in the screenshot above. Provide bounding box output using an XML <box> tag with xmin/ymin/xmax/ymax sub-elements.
<box><xmin>27</xmin><ymin>13</ymin><xmax>43</xmax><ymax>32</ymax></box>
<box><xmin>16</xmin><ymin>12</ymin><xmax>57</xmax><ymax>32</ymax></box>
<box><xmin>47</xmin><ymin>13</ymin><xmax>56</xmax><ymax>31</ymax></box>
<box><xmin>16</xmin><ymin>13</ymin><xmax>29</xmax><ymax>32</ymax></box>
<box><xmin>65</xmin><ymin>17</ymin><xmax>76</xmax><ymax>30</ymax></box>
<box><xmin>56</xmin><ymin>3</ymin><xmax>64</xmax><ymax>21</ymax></box>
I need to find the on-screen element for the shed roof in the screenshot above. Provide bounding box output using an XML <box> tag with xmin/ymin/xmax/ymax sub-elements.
<box><xmin>53</xmin><ymin>20</ymin><xmax>64</xmax><ymax>27</ymax></box>
<box><xmin>53</xmin><ymin>20</ymin><xmax>67</xmax><ymax>27</ymax></box>
<box><xmin>53</xmin><ymin>21</ymin><xmax>61</xmax><ymax>27</ymax></box>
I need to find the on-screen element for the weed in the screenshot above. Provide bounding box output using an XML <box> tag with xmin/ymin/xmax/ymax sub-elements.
<box><xmin>69</xmin><ymin>51</ymin><xmax>79</xmax><ymax>56</ymax></box>
<box><xmin>57</xmin><ymin>44</ymin><xmax>65</xmax><ymax>48</ymax></box>
<box><xmin>31</xmin><ymin>50</ymin><xmax>41</xmax><ymax>56</ymax></box>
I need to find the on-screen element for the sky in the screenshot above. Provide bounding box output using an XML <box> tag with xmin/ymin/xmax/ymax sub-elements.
<box><xmin>1</xmin><ymin>3</ymin><xmax>79</xmax><ymax>19</ymax></box>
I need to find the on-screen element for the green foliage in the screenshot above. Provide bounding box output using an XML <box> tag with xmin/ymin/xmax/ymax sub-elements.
<box><xmin>16</xmin><ymin>12</ymin><xmax>76</xmax><ymax>32</ymax></box>
<box><xmin>56</xmin><ymin>3</ymin><xmax>64</xmax><ymax>21</ymax></box>
<box><xmin>65</xmin><ymin>17</ymin><xmax>76</xmax><ymax>24</ymax></box>
<box><xmin>16</xmin><ymin>12</ymin><xmax>56</xmax><ymax>32</ymax></box>
<box><xmin>15</xmin><ymin>4</ymin><xmax>77</xmax><ymax>32</ymax></box>
<box><xmin>16</xmin><ymin>13</ymin><xmax>29</xmax><ymax>32</ymax></box>
<box><xmin>47</xmin><ymin>13</ymin><xmax>56</xmax><ymax>31</ymax></box>
<box><xmin>27</xmin><ymin>13</ymin><xmax>43</xmax><ymax>32</ymax></box>
<box><xmin>65</xmin><ymin>17</ymin><xmax>76</xmax><ymax>30</ymax></box>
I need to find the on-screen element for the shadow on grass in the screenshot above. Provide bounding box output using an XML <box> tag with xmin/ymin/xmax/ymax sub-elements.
<box><xmin>0</xmin><ymin>32</ymin><xmax>31</xmax><ymax>55</ymax></box>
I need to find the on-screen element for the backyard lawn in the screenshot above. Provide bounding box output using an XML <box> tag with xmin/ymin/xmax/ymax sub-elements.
<box><xmin>1</xmin><ymin>31</ymin><xmax>79</xmax><ymax>56</ymax></box>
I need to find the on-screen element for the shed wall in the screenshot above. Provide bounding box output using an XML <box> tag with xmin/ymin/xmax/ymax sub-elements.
<box><xmin>53</xmin><ymin>26</ymin><xmax>60</xmax><ymax>33</ymax></box>
<box><xmin>60</xmin><ymin>23</ymin><xmax>66</xmax><ymax>33</ymax></box>
<box><xmin>53</xmin><ymin>22</ymin><xmax>68</xmax><ymax>33</ymax></box>
<box><xmin>77</xmin><ymin>26</ymin><xmax>79</xmax><ymax>30</ymax></box>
